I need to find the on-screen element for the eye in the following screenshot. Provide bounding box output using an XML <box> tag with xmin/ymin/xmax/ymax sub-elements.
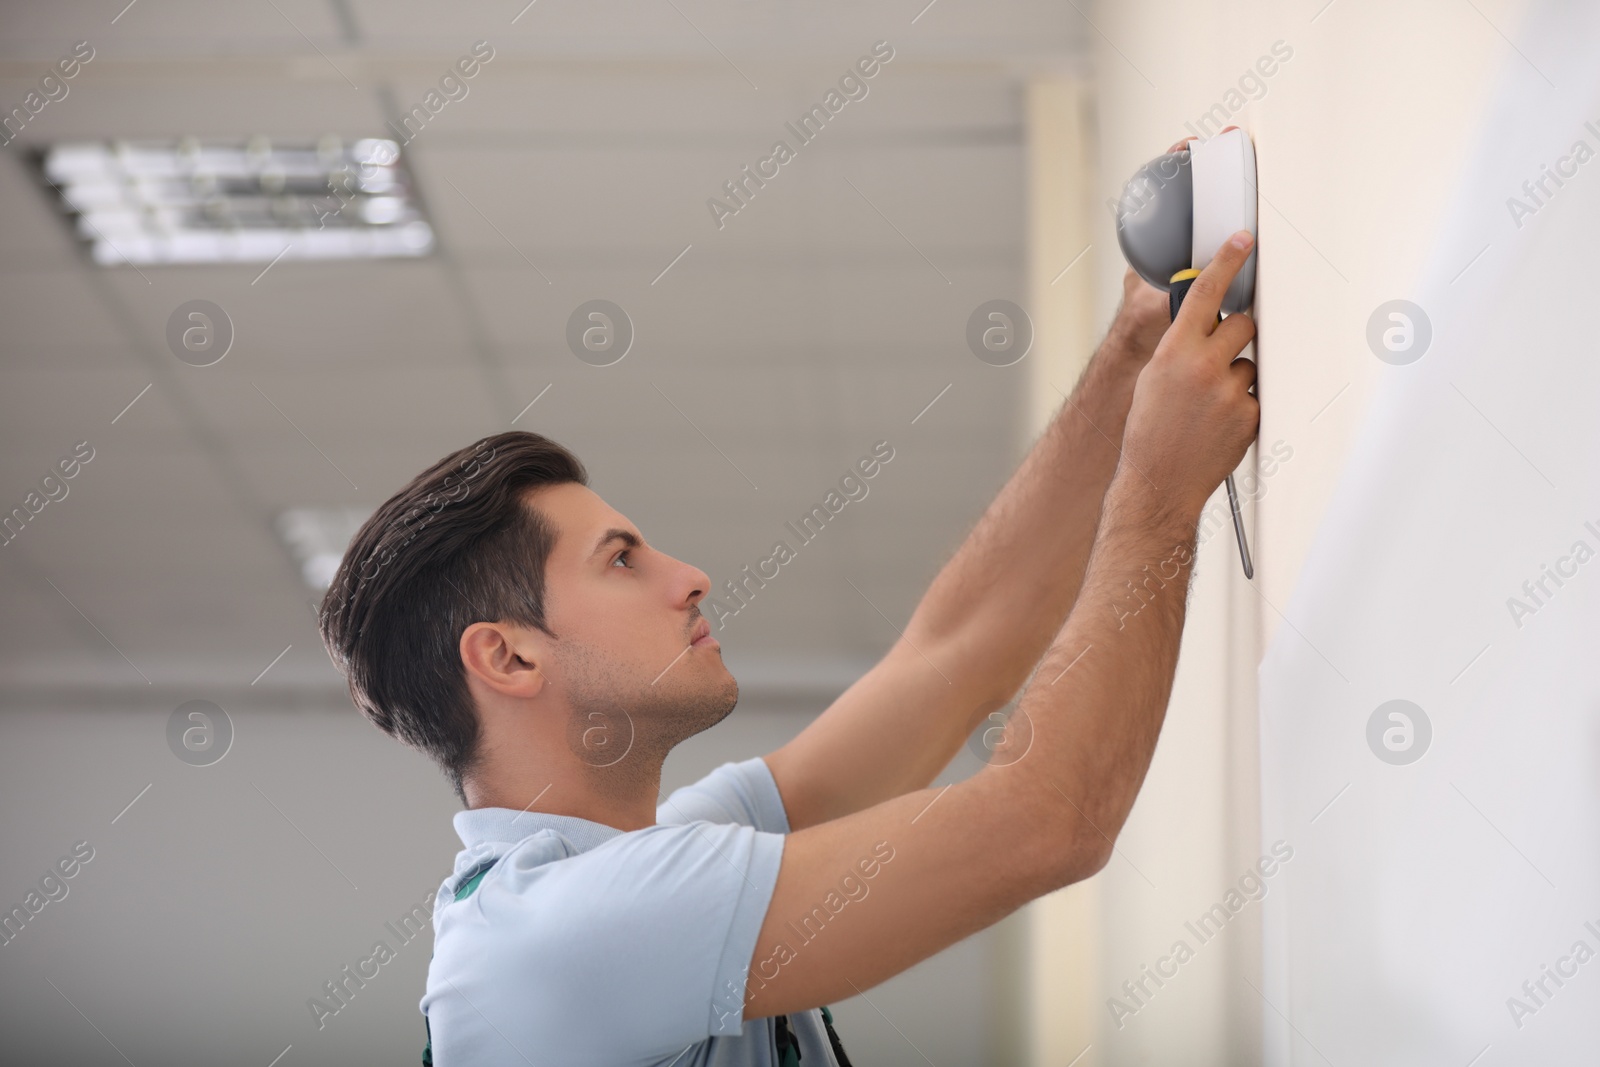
<box><xmin>611</xmin><ymin>549</ymin><xmax>632</xmax><ymax>569</ymax></box>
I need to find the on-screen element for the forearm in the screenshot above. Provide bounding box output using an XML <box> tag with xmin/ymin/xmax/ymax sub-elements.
<box><xmin>765</xmin><ymin>331</ymin><xmax>1152</xmax><ymax>830</ymax></box>
<box><xmin>980</xmin><ymin>470</ymin><xmax>1200</xmax><ymax>873</ymax></box>
<box><xmin>978</xmin><ymin>231</ymin><xmax>1260</xmax><ymax>879</ymax></box>
<box><xmin>906</xmin><ymin>324</ymin><xmax>1148</xmax><ymax>708</ymax></box>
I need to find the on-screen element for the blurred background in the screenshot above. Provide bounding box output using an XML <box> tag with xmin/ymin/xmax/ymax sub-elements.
<box><xmin>1</xmin><ymin>0</ymin><xmax>1596</xmax><ymax>1064</ymax></box>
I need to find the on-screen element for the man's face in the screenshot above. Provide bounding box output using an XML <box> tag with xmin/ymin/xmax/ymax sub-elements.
<box><xmin>529</xmin><ymin>483</ymin><xmax>737</xmax><ymax>767</ymax></box>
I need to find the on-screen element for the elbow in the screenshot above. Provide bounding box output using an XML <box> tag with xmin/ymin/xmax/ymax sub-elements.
<box><xmin>1042</xmin><ymin>810</ymin><xmax>1118</xmax><ymax>890</ymax></box>
<box><xmin>1012</xmin><ymin>797</ymin><xmax>1117</xmax><ymax>893</ymax></box>
<box><xmin>1062</xmin><ymin>832</ymin><xmax>1115</xmax><ymax>886</ymax></box>
<box><xmin>978</xmin><ymin>773</ymin><xmax>1118</xmax><ymax>896</ymax></box>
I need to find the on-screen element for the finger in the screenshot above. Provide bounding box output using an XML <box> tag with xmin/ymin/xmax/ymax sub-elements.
<box><xmin>1173</xmin><ymin>230</ymin><xmax>1253</xmax><ymax>337</ymax></box>
<box><xmin>1227</xmin><ymin>355</ymin><xmax>1257</xmax><ymax>391</ymax></box>
<box><xmin>1210</xmin><ymin>311</ymin><xmax>1256</xmax><ymax>357</ymax></box>
<box><xmin>1166</xmin><ymin>125</ymin><xmax>1235</xmax><ymax>153</ymax></box>
<box><xmin>1239</xmin><ymin>393</ymin><xmax>1262</xmax><ymax>436</ymax></box>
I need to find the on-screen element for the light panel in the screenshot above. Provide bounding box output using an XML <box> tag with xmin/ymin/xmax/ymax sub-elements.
<box><xmin>40</xmin><ymin>136</ymin><xmax>434</xmax><ymax>266</ymax></box>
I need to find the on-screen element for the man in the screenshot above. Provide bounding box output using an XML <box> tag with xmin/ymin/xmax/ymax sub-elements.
<box><xmin>318</xmin><ymin>232</ymin><xmax>1258</xmax><ymax>1065</ymax></box>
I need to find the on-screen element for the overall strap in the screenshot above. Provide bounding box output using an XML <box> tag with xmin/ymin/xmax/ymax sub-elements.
<box><xmin>773</xmin><ymin>1013</ymin><xmax>801</xmax><ymax>1067</ymax></box>
<box><xmin>819</xmin><ymin>1006</ymin><xmax>856</xmax><ymax>1067</ymax></box>
<box><xmin>774</xmin><ymin>1006</ymin><xmax>856</xmax><ymax>1066</ymax></box>
<box><xmin>452</xmin><ymin>860</ymin><xmax>496</xmax><ymax>902</ymax></box>
<box><xmin>422</xmin><ymin>858</ymin><xmax>500</xmax><ymax>1066</ymax></box>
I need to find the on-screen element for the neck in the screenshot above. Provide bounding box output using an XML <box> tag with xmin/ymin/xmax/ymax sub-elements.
<box><xmin>464</xmin><ymin>752</ymin><xmax>665</xmax><ymax>832</ymax></box>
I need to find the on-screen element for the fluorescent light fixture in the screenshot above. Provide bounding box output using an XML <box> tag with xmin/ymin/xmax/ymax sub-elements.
<box><xmin>40</xmin><ymin>135</ymin><xmax>434</xmax><ymax>266</ymax></box>
<box><xmin>275</xmin><ymin>507</ymin><xmax>372</xmax><ymax>590</ymax></box>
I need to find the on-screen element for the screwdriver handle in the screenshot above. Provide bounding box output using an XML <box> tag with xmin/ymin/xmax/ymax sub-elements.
<box><xmin>1168</xmin><ymin>268</ymin><xmax>1202</xmax><ymax>321</ymax></box>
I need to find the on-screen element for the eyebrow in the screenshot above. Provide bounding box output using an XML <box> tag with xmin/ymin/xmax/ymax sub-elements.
<box><xmin>590</xmin><ymin>528</ymin><xmax>641</xmax><ymax>560</ymax></box>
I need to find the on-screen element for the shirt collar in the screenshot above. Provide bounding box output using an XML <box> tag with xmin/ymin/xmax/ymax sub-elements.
<box><xmin>452</xmin><ymin>806</ymin><xmax>627</xmax><ymax>855</ymax></box>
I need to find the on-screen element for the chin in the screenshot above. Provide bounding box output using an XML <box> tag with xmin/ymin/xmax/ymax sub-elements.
<box><xmin>708</xmin><ymin>668</ymin><xmax>738</xmax><ymax>715</ymax></box>
<box><xmin>648</xmin><ymin>662</ymin><xmax>739</xmax><ymax>743</ymax></box>
<box><xmin>699</xmin><ymin>669</ymin><xmax>739</xmax><ymax>730</ymax></box>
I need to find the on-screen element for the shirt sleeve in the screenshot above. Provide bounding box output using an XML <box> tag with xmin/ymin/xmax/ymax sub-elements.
<box><xmin>434</xmin><ymin>820</ymin><xmax>783</xmax><ymax>1066</ymax></box>
<box><xmin>658</xmin><ymin>756</ymin><xmax>791</xmax><ymax>834</ymax></box>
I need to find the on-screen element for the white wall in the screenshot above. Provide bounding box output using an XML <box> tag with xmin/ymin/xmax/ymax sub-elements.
<box><xmin>1021</xmin><ymin>0</ymin><xmax>1600</xmax><ymax>1063</ymax></box>
<box><xmin>1255</xmin><ymin>2</ymin><xmax>1600</xmax><ymax>1060</ymax></box>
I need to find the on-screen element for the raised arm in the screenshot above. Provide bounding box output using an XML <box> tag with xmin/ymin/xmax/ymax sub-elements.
<box><xmin>744</xmin><ymin>232</ymin><xmax>1260</xmax><ymax>1020</ymax></box>
<box><xmin>765</xmin><ymin>270</ymin><xmax>1171</xmax><ymax>831</ymax></box>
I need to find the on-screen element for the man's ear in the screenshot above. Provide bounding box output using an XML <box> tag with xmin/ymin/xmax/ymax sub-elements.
<box><xmin>460</xmin><ymin>621</ymin><xmax>547</xmax><ymax>699</ymax></box>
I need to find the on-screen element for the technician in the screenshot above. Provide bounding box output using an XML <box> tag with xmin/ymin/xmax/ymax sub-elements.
<box><xmin>318</xmin><ymin>232</ymin><xmax>1259</xmax><ymax>1065</ymax></box>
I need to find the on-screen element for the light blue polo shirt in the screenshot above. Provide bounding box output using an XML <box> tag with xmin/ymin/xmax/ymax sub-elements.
<box><xmin>421</xmin><ymin>756</ymin><xmax>843</xmax><ymax>1067</ymax></box>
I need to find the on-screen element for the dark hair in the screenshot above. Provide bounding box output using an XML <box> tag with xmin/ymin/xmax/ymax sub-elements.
<box><xmin>317</xmin><ymin>431</ymin><xmax>587</xmax><ymax>802</ymax></box>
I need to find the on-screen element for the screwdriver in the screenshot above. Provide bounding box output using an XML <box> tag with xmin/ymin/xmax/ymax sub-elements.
<box><xmin>1167</xmin><ymin>267</ymin><xmax>1254</xmax><ymax>579</ymax></box>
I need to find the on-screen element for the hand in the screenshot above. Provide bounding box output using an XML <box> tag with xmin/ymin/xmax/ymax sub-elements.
<box><xmin>1106</xmin><ymin>268</ymin><xmax>1171</xmax><ymax>366</ymax></box>
<box><xmin>1118</xmin><ymin>230</ymin><xmax>1259</xmax><ymax>521</ymax></box>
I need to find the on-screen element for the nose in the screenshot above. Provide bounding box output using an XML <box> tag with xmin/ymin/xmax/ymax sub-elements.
<box><xmin>673</xmin><ymin>554</ymin><xmax>711</xmax><ymax>609</ymax></box>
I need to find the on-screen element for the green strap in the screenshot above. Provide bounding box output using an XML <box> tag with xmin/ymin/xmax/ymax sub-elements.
<box><xmin>453</xmin><ymin>864</ymin><xmax>494</xmax><ymax>902</ymax></box>
<box><xmin>774</xmin><ymin>1013</ymin><xmax>802</xmax><ymax>1067</ymax></box>
<box><xmin>776</xmin><ymin>1006</ymin><xmax>854</xmax><ymax>1066</ymax></box>
<box><xmin>423</xmin><ymin>861</ymin><xmax>499</xmax><ymax>1064</ymax></box>
<box><xmin>820</xmin><ymin>1005</ymin><xmax>856</xmax><ymax>1067</ymax></box>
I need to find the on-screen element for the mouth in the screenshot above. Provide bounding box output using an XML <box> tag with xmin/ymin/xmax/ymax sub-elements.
<box><xmin>690</xmin><ymin>618</ymin><xmax>718</xmax><ymax>649</ymax></box>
